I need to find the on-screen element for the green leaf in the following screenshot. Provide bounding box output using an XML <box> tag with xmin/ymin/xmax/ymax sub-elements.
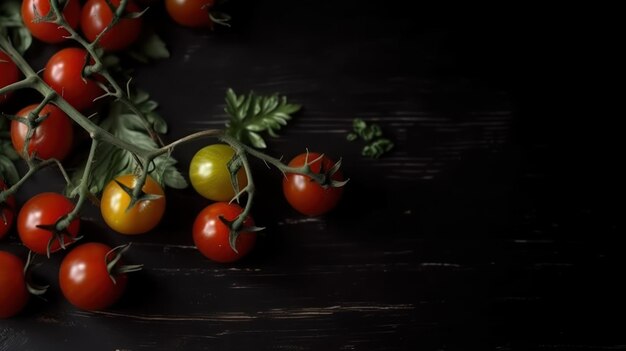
<box><xmin>349</xmin><ymin>118</ymin><xmax>395</xmax><ymax>159</ymax></box>
<box><xmin>128</xmin><ymin>32</ymin><xmax>170</xmax><ymax>63</ymax></box>
<box><xmin>0</xmin><ymin>0</ymin><xmax>32</xmax><ymax>54</ymax></box>
<box><xmin>362</xmin><ymin>124</ymin><xmax>382</xmax><ymax>142</ymax></box>
<box><xmin>133</xmin><ymin>89</ymin><xmax>150</xmax><ymax>104</ymax></box>
<box><xmin>67</xmin><ymin>91</ymin><xmax>185</xmax><ymax>195</ymax></box>
<box><xmin>351</xmin><ymin>118</ymin><xmax>382</xmax><ymax>142</ymax></box>
<box><xmin>0</xmin><ymin>155</ymin><xmax>19</xmax><ymax>185</ymax></box>
<box><xmin>246</xmin><ymin>131</ymin><xmax>267</xmax><ymax>149</ymax></box>
<box><xmin>151</xmin><ymin>155</ymin><xmax>187</xmax><ymax>189</ymax></box>
<box><xmin>0</xmin><ymin>139</ymin><xmax>19</xmax><ymax>160</ymax></box>
<box><xmin>224</xmin><ymin>89</ymin><xmax>301</xmax><ymax>149</ymax></box>
<box><xmin>129</xmin><ymin>89</ymin><xmax>167</xmax><ymax>134</ymax></box>
<box><xmin>148</xmin><ymin>112</ymin><xmax>167</xmax><ymax>134</ymax></box>
<box><xmin>352</xmin><ymin>118</ymin><xmax>367</xmax><ymax>133</ymax></box>
<box><xmin>362</xmin><ymin>138</ymin><xmax>394</xmax><ymax>159</ymax></box>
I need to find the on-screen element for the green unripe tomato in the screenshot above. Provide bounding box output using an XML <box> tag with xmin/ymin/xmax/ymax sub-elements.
<box><xmin>189</xmin><ymin>144</ymin><xmax>248</xmax><ymax>201</ymax></box>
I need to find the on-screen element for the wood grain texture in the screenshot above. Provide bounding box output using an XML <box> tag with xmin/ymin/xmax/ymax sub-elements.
<box><xmin>1</xmin><ymin>1</ymin><xmax>621</xmax><ymax>350</ymax></box>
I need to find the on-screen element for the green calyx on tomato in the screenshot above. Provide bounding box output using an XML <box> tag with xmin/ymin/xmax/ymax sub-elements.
<box><xmin>283</xmin><ymin>152</ymin><xmax>348</xmax><ymax>216</ymax></box>
<box><xmin>21</xmin><ymin>0</ymin><xmax>81</xmax><ymax>44</ymax></box>
<box><xmin>100</xmin><ymin>174</ymin><xmax>165</xmax><ymax>235</ymax></box>
<box><xmin>193</xmin><ymin>202</ymin><xmax>261</xmax><ymax>263</ymax></box>
<box><xmin>43</xmin><ymin>48</ymin><xmax>104</xmax><ymax>112</ymax></box>
<box><xmin>165</xmin><ymin>0</ymin><xmax>231</xmax><ymax>29</ymax></box>
<box><xmin>59</xmin><ymin>242</ymin><xmax>142</xmax><ymax>311</ymax></box>
<box><xmin>104</xmin><ymin>243</ymin><xmax>144</xmax><ymax>283</ymax></box>
<box><xmin>10</xmin><ymin>103</ymin><xmax>74</xmax><ymax>161</ymax></box>
<box><xmin>17</xmin><ymin>192</ymin><xmax>81</xmax><ymax>257</ymax></box>
<box><xmin>81</xmin><ymin>0</ymin><xmax>144</xmax><ymax>52</ymax></box>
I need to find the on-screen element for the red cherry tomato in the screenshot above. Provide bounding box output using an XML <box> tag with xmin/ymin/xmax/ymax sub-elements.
<box><xmin>81</xmin><ymin>0</ymin><xmax>143</xmax><ymax>52</ymax></box>
<box><xmin>0</xmin><ymin>251</ymin><xmax>29</xmax><ymax>318</ymax></box>
<box><xmin>282</xmin><ymin>153</ymin><xmax>344</xmax><ymax>216</ymax></box>
<box><xmin>59</xmin><ymin>243</ymin><xmax>128</xmax><ymax>310</ymax></box>
<box><xmin>17</xmin><ymin>192</ymin><xmax>80</xmax><ymax>255</ymax></box>
<box><xmin>43</xmin><ymin>48</ymin><xmax>103</xmax><ymax>112</ymax></box>
<box><xmin>165</xmin><ymin>0</ymin><xmax>216</xmax><ymax>28</ymax></box>
<box><xmin>10</xmin><ymin>103</ymin><xmax>74</xmax><ymax>161</ymax></box>
<box><xmin>0</xmin><ymin>50</ymin><xmax>20</xmax><ymax>104</ymax></box>
<box><xmin>0</xmin><ymin>180</ymin><xmax>16</xmax><ymax>240</ymax></box>
<box><xmin>21</xmin><ymin>0</ymin><xmax>81</xmax><ymax>44</ymax></box>
<box><xmin>193</xmin><ymin>202</ymin><xmax>256</xmax><ymax>263</ymax></box>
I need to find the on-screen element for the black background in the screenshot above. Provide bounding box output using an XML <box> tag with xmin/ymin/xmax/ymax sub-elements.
<box><xmin>1</xmin><ymin>1</ymin><xmax>622</xmax><ymax>350</ymax></box>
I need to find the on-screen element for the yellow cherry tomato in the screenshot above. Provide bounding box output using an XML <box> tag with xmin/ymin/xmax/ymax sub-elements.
<box><xmin>189</xmin><ymin>144</ymin><xmax>248</xmax><ymax>201</ymax></box>
<box><xmin>100</xmin><ymin>174</ymin><xmax>166</xmax><ymax>235</ymax></box>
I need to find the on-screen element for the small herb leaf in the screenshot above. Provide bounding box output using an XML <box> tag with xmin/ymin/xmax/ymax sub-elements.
<box><xmin>348</xmin><ymin>118</ymin><xmax>394</xmax><ymax>159</ymax></box>
<box><xmin>224</xmin><ymin>89</ymin><xmax>301</xmax><ymax>149</ymax></box>
<box><xmin>362</xmin><ymin>138</ymin><xmax>394</xmax><ymax>159</ymax></box>
<box><xmin>353</xmin><ymin>118</ymin><xmax>367</xmax><ymax>133</ymax></box>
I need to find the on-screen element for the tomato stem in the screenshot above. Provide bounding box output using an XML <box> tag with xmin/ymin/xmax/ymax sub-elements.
<box><xmin>23</xmin><ymin>251</ymin><xmax>49</xmax><ymax>296</ymax></box>
<box><xmin>19</xmin><ymin>93</ymin><xmax>57</xmax><ymax>166</ymax></box>
<box><xmin>105</xmin><ymin>243</ymin><xmax>143</xmax><ymax>284</ymax></box>
<box><xmin>56</xmin><ymin>139</ymin><xmax>99</xmax><ymax>231</ymax></box>
<box><xmin>219</xmin><ymin>137</ymin><xmax>257</xmax><ymax>252</ymax></box>
<box><xmin>0</xmin><ymin>158</ymin><xmax>69</xmax><ymax>203</ymax></box>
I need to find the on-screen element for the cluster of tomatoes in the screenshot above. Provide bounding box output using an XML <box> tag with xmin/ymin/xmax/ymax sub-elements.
<box><xmin>1</xmin><ymin>0</ymin><xmax>346</xmax><ymax>319</ymax></box>
<box><xmin>188</xmin><ymin>145</ymin><xmax>345</xmax><ymax>263</ymax></box>
<box><xmin>0</xmin><ymin>183</ymin><xmax>137</xmax><ymax>317</ymax></box>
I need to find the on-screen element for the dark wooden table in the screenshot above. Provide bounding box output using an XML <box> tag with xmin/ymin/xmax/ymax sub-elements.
<box><xmin>1</xmin><ymin>1</ymin><xmax>621</xmax><ymax>350</ymax></box>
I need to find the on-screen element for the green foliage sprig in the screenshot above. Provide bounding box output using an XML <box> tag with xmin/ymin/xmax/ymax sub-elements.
<box><xmin>224</xmin><ymin>89</ymin><xmax>301</xmax><ymax>149</ymax></box>
<box><xmin>347</xmin><ymin>118</ymin><xmax>394</xmax><ymax>159</ymax></box>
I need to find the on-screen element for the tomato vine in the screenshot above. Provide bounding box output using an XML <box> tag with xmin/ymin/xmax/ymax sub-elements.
<box><xmin>0</xmin><ymin>0</ymin><xmax>347</xmax><ymax>253</ymax></box>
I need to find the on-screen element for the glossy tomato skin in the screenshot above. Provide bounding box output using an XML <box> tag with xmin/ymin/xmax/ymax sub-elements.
<box><xmin>166</xmin><ymin>0</ymin><xmax>215</xmax><ymax>28</ymax></box>
<box><xmin>0</xmin><ymin>50</ymin><xmax>20</xmax><ymax>104</ymax></box>
<box><xmin>59</xmin><ymin>243</ymin><xmax>127</xmax><ymax>310</ymax></box>
<box><xmin>43</xmin><ymin>48</ymin><xmax>103</xmax><ymax>112</ymax></box>
<box><xmin>11</xmin><ymin>104</ymin><xmax>74</xmax><ymax>161</ymax></box>
<box><xmin>0</xmin><ymin>251</ymin><xmax>29</xmax><ymax>318</ymax></box>
<box><xmin>282</xmin><ymin>153</ymin><xmax>344</xmax><ymax>216</ymax></box>
<box><xmin>0</xmin><ymin>180</ymin><xmax>16</xmax><ymax>240</ymax></box>
<box><xmin>189</xmin><ymin>144</ymin><xmax>247</xmax><ymax>202</ymax></box>
<box><xmin>21</xmin><ymin>0</ymin><xmax>81</xmax><ymax>43</ymax></box>
<box><xmin>17</xmin><ymin>192</ymin><xmax>80</xmax><ymax>255</ymax></box>
<box><xmin>81</xmin><ymin>0</ymin><xmax>143</xmax><ymax>52</ymax></box>
<box><xmin>193</xmin><ymin>202</ymin><xmax>256</xmax><ymax>263</ymax></box>
<box><xmin>101</xmin><ymin>174</ymin><xmax>166</xmax><ymax>235</ymax></box>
